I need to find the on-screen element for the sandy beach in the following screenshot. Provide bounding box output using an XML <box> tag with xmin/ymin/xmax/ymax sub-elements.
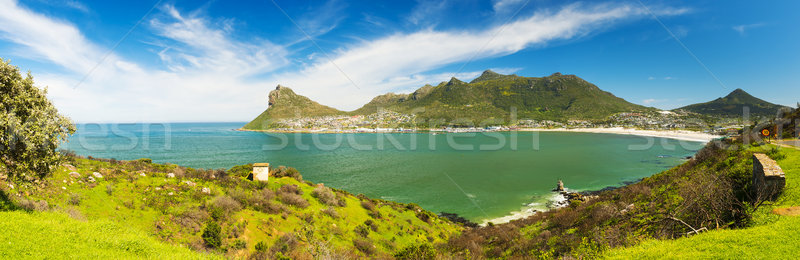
<box><xmin>520</xmin><ymin>127</ymin><xmax>720</xmax><ymax>143</ymax></box>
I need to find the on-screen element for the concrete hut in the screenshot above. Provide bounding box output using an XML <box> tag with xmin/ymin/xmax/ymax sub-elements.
<box><xmin>253</xmin><ymin>163</ymin><xmax>270</xmax><ymax>182</ymax></box>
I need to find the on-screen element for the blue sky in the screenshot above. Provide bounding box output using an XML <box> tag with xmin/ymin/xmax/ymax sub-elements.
<box><xmin>1</xmin><ymin>0</ymin><xmax>798</xmax><ymax>122</ymax></box>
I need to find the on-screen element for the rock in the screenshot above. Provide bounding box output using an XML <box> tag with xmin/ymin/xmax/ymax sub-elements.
<box><xmin>168</xmin><ymin>192</ymin><xmax>174</xmax><ymax>196</ymax></box>
<box><xmin>183</xmin><ymin>180</ymin><xmax>196</xmax><ymax>187</ymax></box>
<box><xmin>7</xmin><ymin>184</ymin><xmax>14</xmax><ymax>190</ymax></box>
<box><xmin>201</xmin><ymin>187</ymin><xmax>211</xmax><ymax>194</ymax></box>
<box><xmin>61</xmin><ymin>187</ymin><xmax>66</xmax><ymax>190</ymax></box>
<box><xmin>553</xmin><ymin>180</ymin><xmax>565</xmax><ymax>192</ymax></box>
<box><xmin>166</xmin><ymin>173</ymin><xmax>175</xmax><ymax>178</ymax></box>
<box><xmin>69</xmin><ymin>172</ymin><xmax>81</xmax><ymax>178</ymax></box>
<box><xmin>139</xmin><ymin>172</ymin><xmax>146</xmax><ymax>177</ymax></box>
<box><xmin>155</xmin><ymin>187</ymin><xmax>162</xmax><ymax>191</ymax></box>
<box><xmin>92</xmin><ymin>172</ymin><xmax>103</xmax><ymax>178</ymax></box>
<box><xmin>88</xmin><ymin>177</ymin><xmax>96</xmax><ymax>183</ymax></box>
<box><xmin>62</xmin><ymin>164</ymin><xmax>77</xmax><ymax>171</ymax></box>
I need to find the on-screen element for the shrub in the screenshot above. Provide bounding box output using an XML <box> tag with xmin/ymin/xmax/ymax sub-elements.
<box><xmin>202</xmin><ymin>221</ymin><xmax>222</xmax><ymax>248</ymax></box>
<box><xmin>269</xmin><ymin>233</ymin><xmax>298</xmax><ymax>257</ymax></box>
<box><xmin>14</xmin><ymin>197</ymin><xmax>48</xmax><ymax>211</ymax></box>
<box><xmin>249</xmin><ymin>188</ymin><xmax>275</xmax><ymax>207</ymax></box>
<box><xmin>228</xmin><ymin>189</ymin><xmax>252</xmax><ymax>207</ymax></box>
<box><xmin>353</xmin><ymin>238</ymin><xmax>374</xmax><ymax>255</ymax></box>
<box><xmin>67</xmin><ymin>193</ymin><xmax>82</xmax><ymax>206</ymax></box>
<box><xmin>322</xmin><ymin>207</ymin><xmax>339</xmax><ymax>218</ymax></box>
<box><xmin>279</xmin><ymin>193</ymin><xmax>309</xmax><ymax>209</ymax></box>
<box><xmin>230</xmin><ymin>239</ymin><xmax>247</xmax><ymax>250</ymax></box>
<box><xmin>354</xmin><ymin>225</ymin><xmax>370</xmax><ymax>238</ymax></box>
<box><xmin>227</xmin><ymin>164</ymin><xmax>253</xmax><ymax>178</ymax></box>
<box><xmin>210</xmin><ymin>195</ymin><xmax>242</xmax><ymax>219</ymax></box>
<box><xmin>311</xmin><ymin>185</ymin><xmax>338</xmax><ymax>206</ymax></box>
<box><xmin>255</xmin><ymin>201</ymin><xmax>286</xmax><ymax>214</ymax></box>
<box><xmin>364</xmin><ymin>219</ymin><xmax>378</xmax><ymax>232</ymax></box>
<box><xmin>360</xmin><ymin>200</ymin><xmax>375</xmax><ymax>211</ymax></box>
<box><xmin>278</xmin><ymin>184</ymin><xmax>302</xmax><ymax>195</ymax></box>
<box><xmin>105</xmin><ymin>184</ymin><xmax>114</xmax><ymax>196</ymax></box>
<box><xmin>394</xmin><ymin>243</ymin><xmax>435</xmax><ymax>260</ymax></box>
<box><xmin>254</xmin><ymin>241</ymin><xmax>269</xmax><ymax>252</ymax></box>
<box><xmin>271</xmin><ymin>166</ymin><xmax>302</xmax><ymax>181</ymax></box>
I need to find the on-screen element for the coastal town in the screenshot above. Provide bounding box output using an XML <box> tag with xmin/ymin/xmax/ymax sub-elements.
<box><xmin>263</xmin><ymin>109</ymin><xmax>745</xmax><ymax>136</ymax></box>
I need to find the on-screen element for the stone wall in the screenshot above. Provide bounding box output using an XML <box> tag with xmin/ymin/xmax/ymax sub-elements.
<box><xmin>752</xmin><ymin>153</ymin><xmax>785</xmax><ymax>200</ymax></box>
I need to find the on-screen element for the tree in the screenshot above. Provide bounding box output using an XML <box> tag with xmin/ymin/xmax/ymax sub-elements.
<box><xmin>202</xmin><ymin>221</ymin><xmax>222</xmax><ymax>248</ymax></box>
<box><xmin>0</xmin><ymin>58</ymin><xmax>75</xmax><ymax>182</ymax></box>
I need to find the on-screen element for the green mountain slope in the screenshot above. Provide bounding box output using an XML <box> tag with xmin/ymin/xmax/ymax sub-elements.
<box><xmin>354</xmin><ymin>71</ymin><xmax>652</xmax><ymax>124</ymax></box>
<box><xmin>244</xmin><ymin>71</ymin><xmax>653</xmax><ymax>130</ymax></box>
<box><xmin>675</xmin><ymin>88</ymin><xmax>789</xmax><ymax>117</ymax></box>
<box><xmin>242</xmin><ymin>85</ymin><xmax>345</xmax><ymax>130</ymax></box>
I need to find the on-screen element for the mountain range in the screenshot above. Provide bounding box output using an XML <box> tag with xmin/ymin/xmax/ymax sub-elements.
<box><xmin>243</xmin><ymin>70</ymin><xmax>651</xmax><ymax>129</ymax></box>
<box><xmin>243</xmin><ymin>70</ymin><xmax>789</xmax><ymax>130</ymax></box>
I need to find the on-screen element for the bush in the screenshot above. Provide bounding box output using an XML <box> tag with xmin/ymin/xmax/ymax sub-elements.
<box><xmin>279</xmin><ymin>193</ymin><xmax>309</xmax><ymax>209</ymax></box>
<box><xmin>278</xmin><ymin>184</ymin><xmax>302</xmax><ymax>195</ymax></box>
<box><xmin>360</xmin><ymin>200</ymin><xmax>375</xmax><ymax>211</ymax></box>
<box><xmin>394</xmin><ymin>243</ymin><xmax>435</xmax><ymax>260</ymax></box>
<box><xmin>311</xmin><ymin>186</ymin><xmax>338</xmax><ymax>206</ymax></box>
<box><xmin>105</xmin><ymin>184</ymin><xmax>114</xmax><ymax>196</ymax></box>
<box><xmin>254</xmin><ymin>241</ymin><xmax>269</xmax><ymax>252</ymax></box>
<box><xmin>227</xmin><ymin>164</ymin><xmax>253</xmax><ymax>178</ymax></box>
<box><xmin>354</xmin><ymin>225</ymin><xmax>370</xmax><ymax>238</ymax></box>
<box><xmin>68</xmin><ymin>193</ymin><xmax>82</xmax><ymax>206</ymax></box>
<box><xmin>210</xmin><ymin>196</ymin><xmax>242</xmax><ymax>220</ymax></box>
<box><xmin>353</xmin><ymin>238</ymin><xmax>374</xmax><ymax>255</ymax></box>
<box><xmin>271</xmin><ymin>166</ymin><xmax>302</xmax><ymax>181</ymax></box>
<box><xmin>322</xmin><ymin>207</ymin><xmax>339</xmax><ymax>218</ymax></box>
<box><xmin>249</xmin><ymin>188</ymin><xmax>275</xmax><ymax>207</ymax></box>
<box><xmin>231</xmin><ymin>239</ymin><xmax>247</xmax><ymax>250</ymax></box>
<box><xmin>202</xmin><ymin>221</ymin><xmax>222</xmax><ymax>248</ymax></box>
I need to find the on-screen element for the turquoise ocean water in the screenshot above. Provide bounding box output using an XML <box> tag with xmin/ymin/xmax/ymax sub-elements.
<box><xmin>61</xmin><ymin>122</ymin><xmax>704</xmax><ymax>222</ymax></box>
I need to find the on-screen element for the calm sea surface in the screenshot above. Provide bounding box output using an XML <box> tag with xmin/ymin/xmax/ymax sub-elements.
<box><xmin>61</xmin><ymin>122</ymin><xmax>704</xmax><ymax>222</ymax></box>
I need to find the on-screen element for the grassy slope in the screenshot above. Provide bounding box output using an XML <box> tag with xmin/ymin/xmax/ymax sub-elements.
<box><xmin>605</xmin><ymin>145</ymin><xmax>800</xmax><ymax>259</ymax></box>
<box><xmin>675</xmin><ymin>88</ymin><xmax>789</xmax><ymax>117</ymax></box>
<box><xmin>0</xmin><ymin>211</ymin><xmax>217</xmax><ymax>259</ymax></box>
<box><xmin>242</xmin><ymin>86</ymin><xmax>344</xmax><ymax>130</ymax></box>
<box><xmin>2</xmin><ymin>157</ymin><xmax>461</xmax><ymax>258</ymax></box>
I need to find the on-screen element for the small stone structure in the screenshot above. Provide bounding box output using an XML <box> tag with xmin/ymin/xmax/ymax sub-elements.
<box><xmin>252</xmin><ymin>163</ymin><xmax>270</xmax><ymax>182</ymax></box>
<box><xmin>752</xmin><ymin>153</ymin><xmax>785</xmax><ymax>200</ymax></box>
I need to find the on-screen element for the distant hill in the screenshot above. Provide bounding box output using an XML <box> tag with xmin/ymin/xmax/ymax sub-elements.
<box><xmin>243</xmin><ymin>70</ymin><xmax>652</xmax><ymax>129</ymax></box>
<box><xmin>674</xmin><ymin>88</ymin><xmax>789</xmax><ymax>117</ymax></box>
<box><xmin>352</xmin><ymin>70</ymin><xmax>651</xmax><ymax>124</ymax></box>
<box><xmin>242</xmin><ymin>85</ymin><xmax>345</xmax><ymax>129</ymax></box>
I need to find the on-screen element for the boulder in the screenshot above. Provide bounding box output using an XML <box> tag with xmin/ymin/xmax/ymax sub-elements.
<box><xmin>166</xmin><ymin>173</ymin><xmax>175</xmax><ymax>178</ymax></box>
<box><xmin>183</xmin><ymin>180</ymin><xmax>196</xmax><ymax>187</ymax></box>
<box><xmin>201</xmin><ymin>187</ymin><xmax>211</xmax><ymax>194</ymax></box>
<box><xmin>88</xmin><ymin>176</ymin><xmax>96</xmax><ymax>183</ymax></box>
<box><xmin>69</xmin><ymin>172</ymin><xmax>81</xmax><ymax>178</ymax></box>
<box><xmin>92</xmin><ymin>172</ymin><xmax>103</xmax><ymax>178</ymax></box>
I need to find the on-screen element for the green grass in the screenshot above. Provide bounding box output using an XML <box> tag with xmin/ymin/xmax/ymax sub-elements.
<box><xmin>604</xmin><ymin>145</ymin><xmax>800</xmax><ymax>259</ymax></box>
<box><xmin>0</xmin><ymin>210</ymin><xmax>219</xmax><ymax>259</ymax></box>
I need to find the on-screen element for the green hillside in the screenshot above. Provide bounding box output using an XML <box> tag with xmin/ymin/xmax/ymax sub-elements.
<box><xmin>1</xmin><ymin>156</ymin><xmax>462</xmax><ymax>259</ymax></box>
<box><xmin>0</xmin><ymin>210</ymin><xmax>219</xmax><ymax>259</ymax></box>
<box><xmin>675</xmin><ymin>88</ymin><xmax>789</xmax><ymax>117</ymax></box>
<box><xmin>242</xmin><ymin>85</ymin><xmax>345</xmax><ymax>130</ymax></box>
<box><xmin>605</xmin><ymin>145</ymin><xmax>800</xmax><ymax>259</ymax></box>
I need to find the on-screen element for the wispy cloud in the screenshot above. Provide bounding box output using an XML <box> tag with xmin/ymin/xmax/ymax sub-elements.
<box><xmin>407</xmin><ymin>0</ymin><xmax>450</xmax><ymax>26</ymax></box>
<box><xmin>273</xmin><ymin>3</ymin><xmax>687</xmax><ymax>110</ymax></box>
<box><xmin>732</xmin><ymin>22</ymin><xmax>765</xmax><ymax>36</ymax></box>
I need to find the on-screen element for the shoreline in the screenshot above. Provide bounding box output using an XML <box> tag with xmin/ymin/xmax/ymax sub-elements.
<box><xmin>238</xmin><ymin>127</ymin><xmax>721</xmax><ymax>143</ymax></box>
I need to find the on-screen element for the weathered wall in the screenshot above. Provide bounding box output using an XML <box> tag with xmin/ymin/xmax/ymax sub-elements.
<box><xmin>253</xmin><ymin>164</ymin><xmax>270</xmax><ymax>182</ymax></box>
<box><xmin>752</xmin><ymin>153</ymin><xmax>785</xmax><ymax>200</ymax></box>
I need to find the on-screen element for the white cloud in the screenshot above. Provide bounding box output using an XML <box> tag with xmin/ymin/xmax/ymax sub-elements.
<box><xmin>0</xmin><ymin>0</ymin><xmax>688</xmax><ymax>122</ymax></box>
<box><xmin>407</xmin><ymin>0</ymin><xmax>450</xmax><ymax>26</ymax></box>
<box><xmin>271</xmin><ymin>2</ymin><xmax>677</xmax><ymax>111</ymax></box>
<box><xmin>732</xmin><ymin>23</ymin><xmax>765</xmax><ymax>36</ymax></box>
<box><xmin>647</xmin><ymin>76</ymin><xmax>655</xmax><ymax>80</ymax></box>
